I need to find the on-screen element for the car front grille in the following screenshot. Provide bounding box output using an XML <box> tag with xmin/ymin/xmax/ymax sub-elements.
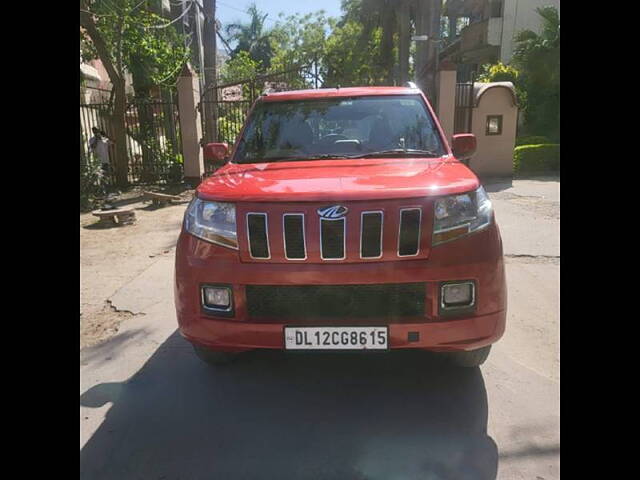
<box><xmin>243</xmin><ymin>201</ymin><xmax>428</xmax><ymax>263</ymax></box>
<box><xmin>245</xmin><ymin>283</ymin><xmax>426</xmax><ymax>322</ymax></box>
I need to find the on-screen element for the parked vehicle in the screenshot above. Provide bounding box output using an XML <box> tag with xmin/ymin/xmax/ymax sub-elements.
<box><xmin>175</xmin><ymin>86</ymin><xmax>507</xmax><ymax>367</ymax></box>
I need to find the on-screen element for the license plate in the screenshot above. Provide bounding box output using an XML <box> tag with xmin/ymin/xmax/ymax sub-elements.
<box><xmin>284</xmin><ymin>326</ymin><xmax>388</xmax><ymax>350</ymax></box>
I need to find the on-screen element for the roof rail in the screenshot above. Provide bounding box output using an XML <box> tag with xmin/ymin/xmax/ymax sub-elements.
<box><xmin>406</xmin><ymin>81</ymin><xmax>418</xmax><ymax>89</ymax></box>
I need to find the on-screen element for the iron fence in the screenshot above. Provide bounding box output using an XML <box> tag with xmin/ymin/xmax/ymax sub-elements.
<box><xmin>80</xmin><ymin>96</ymin><xmax>183</xmax><ymax>188</ymax></box>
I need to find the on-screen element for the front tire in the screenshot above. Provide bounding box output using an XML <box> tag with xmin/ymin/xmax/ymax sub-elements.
<box><xmin>446</xmin><ymin>345</ymin><xmax>492</xmax><ymax>367</ymax></box>
<box><xmin>192</xmin><ymin>344</ymin><xmax>237</xmax><ymax>366</ymax></box>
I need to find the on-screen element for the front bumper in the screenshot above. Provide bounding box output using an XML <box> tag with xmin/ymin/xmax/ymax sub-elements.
<box><xmin>175</xmin><ymin>224</ymin><xmax>507</xmax><ymax>353</ymax></box>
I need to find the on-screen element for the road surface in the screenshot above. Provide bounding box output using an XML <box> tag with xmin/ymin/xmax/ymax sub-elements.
<box><xmin>80</xmin><ymin>177</ymin><xmax>559</xmax><ymax>480</ymax></box>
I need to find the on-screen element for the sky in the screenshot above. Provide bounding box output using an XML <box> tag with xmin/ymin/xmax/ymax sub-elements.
<box><xmin>216</xmin><ymin>0</ymin><xmax>344</xmax><ymax>28</ymax></box>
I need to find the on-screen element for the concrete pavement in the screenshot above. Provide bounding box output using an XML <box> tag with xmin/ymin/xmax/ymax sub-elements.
<box><xmin>80</xmin><ymin>178</ymin><xmax>560</xmax><ymax>480</ymax></box>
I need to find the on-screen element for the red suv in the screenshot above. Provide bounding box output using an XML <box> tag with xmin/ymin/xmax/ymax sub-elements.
<box><xmin>174</xmin><ymin>87</ymin><xmax>506</xmax><ymax>367</ymax></box>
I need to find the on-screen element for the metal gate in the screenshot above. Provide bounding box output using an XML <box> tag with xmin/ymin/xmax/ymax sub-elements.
<box><xmin>454</xmin><ymin>82</ymin><xmax>474</xmax><ymax>134</ymax></box>
<box><xmin>80</xmin><ymin>96</ymin><xmax>183</xmax><ymax>186</ymax></box>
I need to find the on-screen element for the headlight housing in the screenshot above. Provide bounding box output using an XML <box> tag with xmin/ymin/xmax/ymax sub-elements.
<box><xmin>432</xmin><ymin>186</ymin><xmax>492</xmax><ymax>245</ymax></box>
<box><xmin>184</xmin><ymin>198</ymin><xmax>238</xmax><ymax>249</ymax></box>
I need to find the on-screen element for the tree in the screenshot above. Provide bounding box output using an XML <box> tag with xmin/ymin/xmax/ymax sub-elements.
<box><xmin>220</xmin><ymin>50</ymin><xmax>261</xmax><ymax>84</ymax></box>
<box><xmin>324</xmin><ymin>17</ymin><xmax>384</xmax><ymax>86</ymax></box>
<box><xmin>512</xmin><ymin>6</ymin><xmax>560</xmax><ymax>140</ymax></box>
<box><xmin>224</xmin><ymin>3</ymin><xmax>274</xmax><ymax>69</ymax></box>
<box><xmin>323</xmin><ymin>0</ymin><xmax>395</xmax><ymax>87</ymax></box>
<box><xmin>337</xmin><ymin>0</ymin><xmax>397</xmax><ymax>85</ymax></box>
<box><xmin>80</xmin><ymin>0</ymin><xmax>129</xmax><ymax>187</ymax></box>
<box><xmin>270</xmin><ymin>12</ymin><xmax>327</xmax><ymax>69</ymax></box>
<box><xmin>268</xmin><ymin>11</ymin><xmax>328</xmax><ymax>88</ymax></box>
<box><xmin>80</xmin><ymin>0</ymin><xmax>188</xmax><ymax>186</ymax></box>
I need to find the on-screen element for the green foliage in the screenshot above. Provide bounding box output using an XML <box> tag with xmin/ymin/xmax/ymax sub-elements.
<box><xmin>80</xmin><ymin>0</ymin><xmax>188</xmax><ymax>88</ymax></box>
<box><xmin>513</xmin><ymin>144</ymin><xmax>560</xmax><ymax>174</ymax></box>
<box><xmin>80</xmin><ymin>162</ymin><xmax>104</xmax><ymax>210</ymax></box>
<box><xmin>322</xmin><ymin>0</ymin><xmax>395</xmax><ymax>86</ymax></box>
<box><xmin>220</xmin><ymin>51</ymin><xmax>262</xmax><ymax>84</ymax></box>
<box><xmin>268</xmin><ymin>10</ymin><xmax>327</xmax><ymax>88</ymax></box>
<box><xmin>477</xmin><ymin>62</ymin><xmax>519</xmax><ymax>83</ymax></box>
<box><xmin>477</xmin><ymin>62</ymin><xmax>527</xmax><ymax>114</ymax></box>
<box><xmin>512</xmin><ymin>6</ymin><xmax>560</xmax><ymax>141</ymax></box>
<box><xmin>225</xmin><ymin>3</ymin><xmax>275</xmax><ymax>69</ymax></box>
<box><xmin>217</xmin><ymin>116</ymin><xmax>244</xmax><ymax>145</ymax></box>
<box><xmin>323</xmin><ymin>17</ymin><xmax>385</xmax><ymax>86</ymax></box>
<box><xmin>270</xmin><ymin>11</ymin><xmax>327</xmax><ymax>68</ymax></box>
<box><xmin>515</xmin><ymin>135</ymin><xmax>549</xmax><ymax>146</ymax></box>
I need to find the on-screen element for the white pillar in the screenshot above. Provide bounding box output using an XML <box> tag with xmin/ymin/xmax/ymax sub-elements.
<box><xmin>437</xmin><ymin>60</ymin><xmax>457</xmax><ymax>142</ymax></box>
<box><xmin>177</xmin><ymin>64</ymin><xmax>204</xmax><ymax>185</ymax></box>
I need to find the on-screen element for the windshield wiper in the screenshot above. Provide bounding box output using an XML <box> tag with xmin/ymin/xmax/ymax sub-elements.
<box><xmin>348</xmin><ymin>148</ymin><xmax>440</xmax><ymax>159</ymax></box>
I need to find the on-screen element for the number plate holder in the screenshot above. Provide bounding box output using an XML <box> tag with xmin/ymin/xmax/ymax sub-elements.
<box><xmin>284</xmin><ymin>326</ymin><xmax>389</xmax><ymax>350</ymax></box>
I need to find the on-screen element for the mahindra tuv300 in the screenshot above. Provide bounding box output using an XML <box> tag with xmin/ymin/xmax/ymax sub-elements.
<box><xmin>174</xmin><ymin>86</ymin><xmax>507</xmax><ymax>367</ymax></box>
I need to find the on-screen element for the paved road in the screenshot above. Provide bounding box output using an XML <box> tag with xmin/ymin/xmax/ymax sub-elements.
<box><xmin>80</xmin><ymin>178</ymin><xmax>559</xmax><ymax>480</ymax></box>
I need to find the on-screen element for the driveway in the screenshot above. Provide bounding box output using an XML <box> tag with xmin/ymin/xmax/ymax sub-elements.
<box><xmin>80</xmin><ymin>177</ymin><xmax>559</xmax><ymax>480</ymax></box>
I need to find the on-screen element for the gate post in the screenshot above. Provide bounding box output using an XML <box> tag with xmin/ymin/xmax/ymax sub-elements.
<box><xmin>437</xmin><ymin>60</ymin><xmax>457</xmax><ymax>142</ymax></box>
<box><xmin>177</xmin><ymin>64</ymin><xmax>204</xmax><ymax>185</ymax></box>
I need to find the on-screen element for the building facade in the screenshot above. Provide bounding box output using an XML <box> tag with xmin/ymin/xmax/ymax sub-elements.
<box><xmin>441</xmin><ymin>0</ymin><xmax>560</xmax><ymax>81</ymax></box>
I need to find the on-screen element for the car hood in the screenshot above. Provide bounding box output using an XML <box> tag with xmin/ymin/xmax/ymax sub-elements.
<box><xmin>196</xmin><ymin>157</ymin><xmax>480</xmax><ymax>202</ymax></box>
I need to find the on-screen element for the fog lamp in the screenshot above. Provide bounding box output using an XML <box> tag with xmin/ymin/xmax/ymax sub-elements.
<box><xmin>441</xmin><ymin>282</ymin><xmax>475</xmax><ymax>308</ymax></box>
<box><xmin>202</xmin><ymin>286</ymin><xmax>231</xmax><ymax>309</ymax></box>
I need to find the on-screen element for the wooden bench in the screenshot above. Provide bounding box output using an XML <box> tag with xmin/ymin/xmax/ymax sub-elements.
<box><xmin>91</xmin><ymin>207</ymin><xmax>136</xmax><ymax>226</ymax></box>
<box><xmin>143</xmin><ymin>191</ymin><xmax>182</xmax><ymax>207</ymax></box>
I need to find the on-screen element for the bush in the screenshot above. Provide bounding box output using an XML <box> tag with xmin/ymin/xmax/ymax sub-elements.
<box><xmin>217</xmin><ymin>116</ymin><xmax>243</xmax><ymax>145</ymax></box>
<box><xmin>80</xmin><ymin>162</ymin><xmax>104</xmax><ymax>211</ymax></box>
<box><xmin>515</xmin><ymin>135</ymin><xmax>549</xmax><ymax>146</ymax></box>
<box><xmin>513</xmin><ymin>144</ymin><xmax>560</xmax><ymax>173</ymax></box>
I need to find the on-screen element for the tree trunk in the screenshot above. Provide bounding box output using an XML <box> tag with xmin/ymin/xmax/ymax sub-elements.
<box><xmin>426</xmin><ymin>0</ymin><xmax>442</xmax><ymax>106</ymax></box>
<box><xmin>80</xmin><ymin>6</ymin><xmax>130</xmax><ymax>189</ymax></box>
<box><xmin>397</xmin><ymin>0</ymin><xmax>410</xmax><ymax>85</ymax></box>
<box><xmin>131</xmin><ymin>74</ymin><xmax>157</xmax><ymax>183</ymax></box>
<box><xmin>380</xmin><ymin>2</ymin><xmax>395</xmax><ymax>85</ymax></box>
<box><xmin>414</xmin><ymin>0</ymin><xmax>429</xmax><ymax>90</ymax></box>
<box><xmin>112</xmin><ymin>79</ymin><xmax>130</xmax><ymax>187</ymax></box>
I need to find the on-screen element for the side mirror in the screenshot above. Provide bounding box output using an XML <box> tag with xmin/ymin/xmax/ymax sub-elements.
<box><xmin>451</xmin><ymin>134</ymin><xmax>477</xmax><ymax>161</ymax></box>
<box><xmin>203</xmin><ymin>142</ymin><xmax>229</xmax><ymax>162</ymax></box>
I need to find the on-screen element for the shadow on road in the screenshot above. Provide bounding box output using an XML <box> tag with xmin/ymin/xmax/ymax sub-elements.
<box><xmin>80</xmin><ymin>331</ymin><xmax>498</xmax><ymax>479</ymax></box>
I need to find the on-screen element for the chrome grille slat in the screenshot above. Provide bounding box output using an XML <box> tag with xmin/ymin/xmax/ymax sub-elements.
<box><xmin>247</xmin><ymin>213</ymin><xmax>270</xmax><ymax>259</ymax></box>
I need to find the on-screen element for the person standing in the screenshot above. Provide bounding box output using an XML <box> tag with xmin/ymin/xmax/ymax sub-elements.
<box><xmin>89</xmin><ymin>127</ymin><xmax>116</xmax><ymax>206</ymax></box>
<box><xmin>89</xmin><ymin>127</ymin><xmax>113</xmax><ymax>173</ymax></box>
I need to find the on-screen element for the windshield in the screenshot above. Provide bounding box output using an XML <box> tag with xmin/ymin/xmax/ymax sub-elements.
<box><xmin>233</xmin><ymin>95</ymin><xmax>446</xmax><ymax>164</ymax></box>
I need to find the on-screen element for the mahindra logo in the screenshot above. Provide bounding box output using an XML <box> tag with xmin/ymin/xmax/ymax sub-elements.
<box><xmin>317</xmin><ymin>205</ymin><xmax>348</xmax><ymax>219</ymax></box>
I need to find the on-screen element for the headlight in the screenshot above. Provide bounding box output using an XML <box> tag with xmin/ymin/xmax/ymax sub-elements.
<box><xmin>432</xmin><ymin>186</ymin><xmax>492</xmax><ymax>245</ymax></box>
<box><xmin>184</xmin><ymin>198</ymin><xmax>238</xmax><ymax>249</ymax></box>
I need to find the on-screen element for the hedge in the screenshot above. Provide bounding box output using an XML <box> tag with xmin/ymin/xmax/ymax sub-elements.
<box><xmin>513</xmin><ymin>144</ymin><xmax>560</xmax><ymax>173</ymax></box>
<box><xmin>515</xmin><ymin>135</ymin><xmax>550</xmax><ymax>146</ymax></box>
